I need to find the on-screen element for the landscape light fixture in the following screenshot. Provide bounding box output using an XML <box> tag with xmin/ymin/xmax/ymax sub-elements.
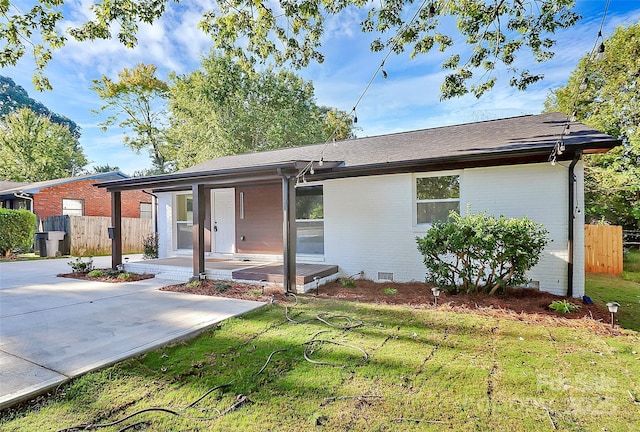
<box><xmin>431</xmin><ymin>287</ymin><xmax>441</xmax><ymax>306</ymax></box>
<box><xmin>606</xmin><ymin>302</ymin><xmax>619</xmax><ymax>328</ymax></box>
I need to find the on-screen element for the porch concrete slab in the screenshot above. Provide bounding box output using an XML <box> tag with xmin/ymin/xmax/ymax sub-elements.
<box><xmin>232</xmin><ymin>263</ymin><xmax>339</xmax><ymax>285</ymax></box>
<box><xmin>0</xmin><ymin>257</ymin><xmax>265</xmax><ymax>410</ymax></box>
<box><xmin>135</xmin><ymin>257</ymin><xmax>270</xmax><ymax>271</ymax></box>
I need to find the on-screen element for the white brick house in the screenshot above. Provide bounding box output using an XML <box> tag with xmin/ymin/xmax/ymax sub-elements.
<box><xmin>99</xmin><ymin>113</ymin><xmax>618</xmax><ymax>297</ymax></box>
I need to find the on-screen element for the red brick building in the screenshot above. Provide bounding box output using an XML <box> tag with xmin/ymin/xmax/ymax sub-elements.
<box><xmin>0</xmin><ymin>172</ymin><xmax>151</xmax><ymax>220</ymax></box>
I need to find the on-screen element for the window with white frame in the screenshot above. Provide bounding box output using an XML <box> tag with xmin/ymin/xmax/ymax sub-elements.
<box><xmin>140</xmin><ymin>202</ymin><xmax>152</xmax><ymax>219</ymax></box>
<box><xmin>296</xmin><ymin>185</ymin><xmax>324</xmax><ymax>255</ymax></box>
<box><xmin>176</xmin><ymin>194</ymin><xmax>193</xmax><ymax>249</ymax></box>
<box><xmin>416</xmin><ymin>175</ymin><xmax>460</xmax><ymax>224</ymax></box>
<box><xmin>62</xmin><ymin>198</ymin><xmax>84</xmax><ymax>216</ymax></box>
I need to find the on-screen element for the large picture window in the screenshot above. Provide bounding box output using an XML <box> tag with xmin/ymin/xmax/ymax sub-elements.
<box><xmin>416</xmin><ymin>175</ymin><xmax>460</xmax><ymax>224</ymax></box>
<box><xmin>296</xmin><ymin>185</ymin><xmax>324</xmax><ymax>255</ymax></box>
<box><xmin>176</xmin><ymin>194</ymin><xmax>193</xmax><ymax>249</ymax></box>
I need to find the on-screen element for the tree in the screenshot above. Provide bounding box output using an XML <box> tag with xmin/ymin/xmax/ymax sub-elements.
<box><xmin>544</xmin><ymin>23</ymin><xmax>640</xmax><ymax>230</ymax></box>
<box><xmin>0</xmin><ymin>108</ymin><xmax>87</xmax><ymax>182</ymax></box>
<box><xmin>416</xmin><ymin>212</ymin><xmax>548</xmax><ymax>295</ymax></box>
<box><xmin>320</xmin><ymin>106</ymin><xmax>358</xmax><ymax>141</ymax></box>
<box><xmin>90</xmin><ymin>164</ymin><xmax>120</xmax><ymax>173</ymax></box>
<box><xmin>168</xmin><ymin>53</ymin><xmax>353</xmax><ymax>168</ymax></box>
<box><xmin>91</xmin><ymin>64</ymin><xmax>173</xmax><ymax>174</ymax></box>
<box><xmin>0</xmin><ymin>76</ymin><xmax>80</xmax><ymax>137</ymax></box>
<box><xmin>1</xmin><ymin>1</ymin><xmax>579</xmax><ymax>98</ymax></box>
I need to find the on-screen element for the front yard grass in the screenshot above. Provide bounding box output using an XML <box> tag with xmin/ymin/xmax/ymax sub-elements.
<box><xmin>2</xmin><ymin>296</ymin><xmax>638</xmax><ymax>431</ymax></box>
<box><xmin>586</xmin><ymin>248</ymin><xmax>640</xmax><ymax>331</ymax></box>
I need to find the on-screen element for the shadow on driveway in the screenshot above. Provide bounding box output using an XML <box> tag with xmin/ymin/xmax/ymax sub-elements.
<box><xmin>0</xmin><ymin>256</ymin><xmax>265</xmax><ymax>409</ymax></box>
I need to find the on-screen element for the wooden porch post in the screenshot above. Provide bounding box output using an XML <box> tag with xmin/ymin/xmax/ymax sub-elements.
<box><xmin>282</xmin><ymin>173</ymin><xmax>297</xmax><ymax>293</ymax></box>
<box><xmin>111</xmin><ymin>191</ymin><xmax>122</xmax><ymax>270</ymax></box>
<box><xmin>192</xmin><ymin>183</ymin><xmax>206</xmax><ymax>280</ymax></box>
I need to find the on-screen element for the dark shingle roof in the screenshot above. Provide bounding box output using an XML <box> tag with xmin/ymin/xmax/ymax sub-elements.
<box><xmin>178</xmin><ymin>112</ymin><xmax>618</xmax><ymax>174</ymax></box>
<box><xmin>96</xmin><ymin>113</ymin><xmax>619</xmax><ymax>192</ymax></box>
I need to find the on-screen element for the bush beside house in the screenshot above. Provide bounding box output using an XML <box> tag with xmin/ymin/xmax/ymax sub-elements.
<box><xmin>416</xmin><ymin>212</ymin><xmax>549</xmax><ymax>295</ymax></box>
<box><xmin>0</xmin><ymin>208</ymin><xmax>36</xmax><ymax>255</ymax></box>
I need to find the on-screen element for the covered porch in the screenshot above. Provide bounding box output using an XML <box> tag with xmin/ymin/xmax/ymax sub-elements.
<box><xmin>124</xmin><ymin>256</ymin><xmax>339</xmax><ymax>292</ymax></box>
<box><xmin>96</xmin><ymin>159</ymin><xmax>342</xmax><ymax>293</ymax></box>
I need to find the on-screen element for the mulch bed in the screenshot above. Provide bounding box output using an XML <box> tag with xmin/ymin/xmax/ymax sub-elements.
<box><xmin>58</xmin><ymin>270</ymin><xmax>155</xmax><ymax>283</ymax></box>
<box><xmin>161</xmin><ymin>278</ymin><xmax>615</xmax><ymax>333</ymax></box>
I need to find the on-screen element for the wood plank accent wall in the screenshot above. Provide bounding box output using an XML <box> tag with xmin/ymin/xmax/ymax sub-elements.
<box><xmin>584</xmin><ymin>224</ymin><xmax>623</xmax><ymax>275</ymax></box>
<box><xmin>235</xmin><ymin>183</ymin><xmax>283</xmax><ymax>254</ymax></box>
<box><xmin>43</xmin><ymin>215</ymin><xmax>152</xmax><ymax>256</ymax></box>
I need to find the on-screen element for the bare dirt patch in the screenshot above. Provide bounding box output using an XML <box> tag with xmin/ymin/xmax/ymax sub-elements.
<box><xmin>161</xmin><ymin>278</ymin><xmax>613</xmax><ymax>329</ymax></box>
<box><xmin>58</xmin><ymin>270</ymin><xmax>155</xmax><ymax>283</ymax></box>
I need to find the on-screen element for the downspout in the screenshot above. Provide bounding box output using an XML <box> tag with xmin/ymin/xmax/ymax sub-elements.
<box><xmin>567</xmin><ymin>151</ymin><xmax>582</xmax><ymax>297</ymax></box>
<box><xmin>142</xmin><ymin>190</ymin><xmax>158</xmax><ymax>234</ymax></box>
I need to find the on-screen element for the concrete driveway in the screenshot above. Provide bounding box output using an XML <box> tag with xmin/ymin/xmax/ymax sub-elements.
<box><xmin>0</xmin><ymin>256</ymin><xmax>265</xmax><ymax>409</ymax></box>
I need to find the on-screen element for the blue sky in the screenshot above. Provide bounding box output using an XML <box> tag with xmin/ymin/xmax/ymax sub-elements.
<box><xmin>3</xmin><ymin>0</ymin><xmax>640</xmax><ymax>175</ymax></box>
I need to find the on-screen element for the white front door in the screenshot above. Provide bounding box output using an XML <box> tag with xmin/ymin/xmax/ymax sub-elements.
<box><xmin>212</xmin><ymin>188</ymin><xmax>236</xmax><ymax>253</ymax></box>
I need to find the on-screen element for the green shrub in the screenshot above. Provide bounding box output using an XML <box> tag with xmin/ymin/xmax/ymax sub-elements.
<box><xmin>340</xmin><ymin>278</ymin><xmax>356</xmax><ymax>288</ymax></box>
<box><xmin>416</xmin><ymin>211</ymin><xmax>548</xmax><ymax>295</ymax></box>
<box><xmin>185</xmin><ymin>280</ymin><xmax>201</xmax><ymax>288</ymax></box>
<box><xmin>142</xmin><ymin>233</ymin><xmax>159</xmax><ymax>259</ymax></box>
<box><xmin>117</xmin><ymin>272</ymin><xmax>133</xmax><ymax>280</ymax></box>
<box><xmin>0</xmin><ymin>208</ymin><xmax>36</xmax><ymax>255</ymax></box>
<box><xmin>548</xmin><ymin>300</ymin><xmax>580</xmax><ymax>314</ymax></box>
<box><xmin>214</xmin><ymin>282</ymin><xmax>231</xmax><ymax>293</ymax></box>
<box><xmin>87</xmin><ymin>270</ymin><xmax>105</xmax><ymax>278</ymax></box>
<box><xmin>68</xmin><ymin>256</ymin><xmax>94</xmax><ymax>273</ymax></box>
<box><xmin>383</xmin><ymin>287</ymin><xmax>397</xmax><ymax>295</ymax></box>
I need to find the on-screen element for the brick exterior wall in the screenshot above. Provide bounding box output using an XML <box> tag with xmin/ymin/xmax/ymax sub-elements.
<box><xmin>33</xmin><ymin>179</ymin><xmax>150</xmax><ymax>219</ymax></box>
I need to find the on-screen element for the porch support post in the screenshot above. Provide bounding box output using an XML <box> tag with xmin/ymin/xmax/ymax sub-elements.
<box><xmin>281</xmin><ymin>171</ymin><xmax>297</xmax><ymax>293</ymax></box>
<box><xmin>111</xmin><ymin>191</ymin><xmax>122</xmax><ymax>270</ymax></box>
<box><xmin>192</xmin><ymin>183</ymin><xmax>206</xmax><ymax>280</ymax></box>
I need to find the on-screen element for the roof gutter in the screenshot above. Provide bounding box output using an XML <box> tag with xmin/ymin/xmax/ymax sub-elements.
<box><xmin>13</xmin><ymin>192</ymin><xmax>33</xmax><ymax>213</ymax></box>
<box><xmin>567</xmin><ymin>151</ymin><xmax>582</xmax><ymax>298</ymax></box>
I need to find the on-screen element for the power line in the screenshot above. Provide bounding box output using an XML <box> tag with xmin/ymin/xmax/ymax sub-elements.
<box><xmin>297</xmin><ymin>0</ymin><xmax>435</xmax><ymax>181</ymax></box>
<box><xmin>549</xmin><ymin>0</ymin><xmax>611</xmax><ymax>166</ymax></box>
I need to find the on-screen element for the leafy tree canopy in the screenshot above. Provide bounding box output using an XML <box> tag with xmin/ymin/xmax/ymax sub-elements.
<box><xmin>0</xmin><ymin>76</ymin><xmax>80</xmax><ymax>137</ymax></box>
<box><xmin>0</xmin><ymin>107</ymin><xmax>88</xmax><ymax>182</ymax></box>
<box><xmin>89</xmin><ymin>164</ymin><xmax>120</xmax><ymax>173</ymax></box>
<box><xmin>1</xmin><ymin>1</ymin><xmax>579</xmax><ymax>98</ymax></box>
<box><xmin>544</xmin><ymin>22</ymin><xmax>640</xmax><ymax>230</ymax></box>
<box><xmin>168</xmin><ymin>53</ymin><xmax>354</xmax><ymax>168</ymax></box>
<box><xmin>91</xmin><ymin>63</ymin><xmax>174</xmax><ymax>173</ymax></box>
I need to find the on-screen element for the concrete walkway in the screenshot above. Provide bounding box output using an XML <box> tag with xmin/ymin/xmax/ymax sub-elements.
<box><xmin>0</xmin><ymin>256</ymin><xmax>265</xmax><ymax>409</ymax></box>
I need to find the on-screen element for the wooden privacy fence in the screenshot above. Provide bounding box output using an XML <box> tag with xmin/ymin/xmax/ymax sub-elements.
<box><xmin>584</xmin><ymin>224</ymin><xmax>623</xmax><ymax>275</ymax></box>
<box><xmin>43</xmin><ymin>215</ymin><xmax>152</xmax><ymax>256</ymax></box>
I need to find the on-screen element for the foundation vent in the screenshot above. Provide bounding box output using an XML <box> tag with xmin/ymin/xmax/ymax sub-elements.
<box><xmin>377</xmin><ymin>272</ymin><xmax>394</xmax><ymax>281</ymax></box>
